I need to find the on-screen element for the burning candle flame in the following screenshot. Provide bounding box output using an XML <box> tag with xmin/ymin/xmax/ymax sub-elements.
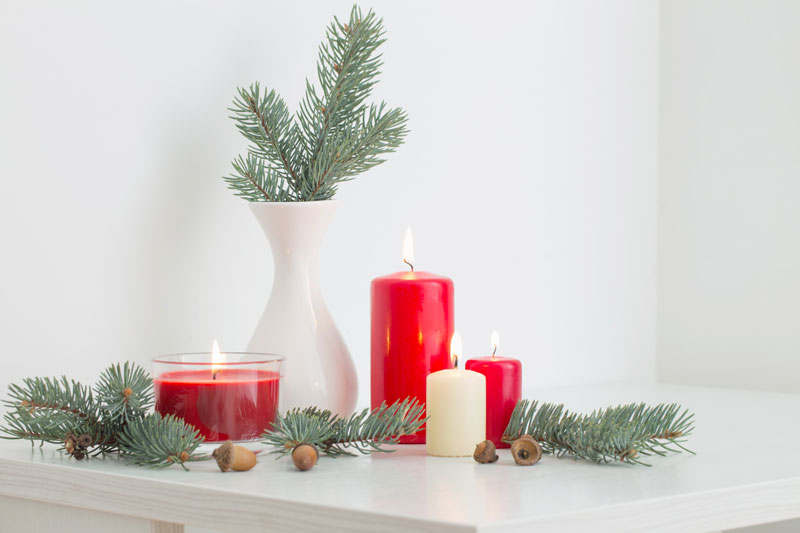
<box><xmin>211</xmin><ymin>339</ymin><xmax>224</xmax><ymax>377</ymax></box>
<box><xmin>450</xmin><ymin>331</ymin><xmax>462</xmax><ymax>369</ymax></box>
<box><xmin>402</xmin><ymin>226</ymin><xmax>415</xmax><ymax>272</ymax></box>
<box><xmin>491</xmin><ymin>330</ymin><xmax>499</xmax><ymax>358</ymax></box>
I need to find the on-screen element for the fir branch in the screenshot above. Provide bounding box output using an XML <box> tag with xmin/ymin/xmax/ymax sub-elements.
<box><xmin>0</xmin><ymin>362</ymin><xmax>193</xmax><ymax>466</ymax></box>
<box><xmin>262</xmin><ymin>398</ymin><xmax>426</xmax><ymax>457</ymax></box>
<box><xmin>118</xmin><ymin>413</ymin><xmax>208</xmax><ymax>470</ymax></box>
<box><xmin>229</xmin><ymin>83</ymin><xmax>300</xmax><ymax>201</ymax></box>
<box><xmin>225</xmin><ymin>5</ymin><xmax>408</xmax><ymax>203</ymax></box>
<box><xmin>1</xmin><ymin>376</ymin><xmax>100</xmax><ymax>444</ymax></box>
<box><xmin>225</xmin><ymin>154</ymin><xmax>275</xmax><ymax>202</ymax></box>
<box><xmin>95</xmin><ymin>361</ymin><xmax>154</xmax><ymax>425</ymax></box>
<box><xmin>503</xmin><ymin>399</ymin><xmax>695</xmax><ymax>466</ymax></box>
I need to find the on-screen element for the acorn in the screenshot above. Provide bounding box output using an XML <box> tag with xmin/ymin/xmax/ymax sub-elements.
<box><xmin>291</xmin><ymin>443</ymin><xmax>319</xmax><ymax>471</ymax></box>
<box><xmin>64</xmin><ymin>433</ymin><xmax>77</xmax><ymax>455</ymax></box>
<box><xmin>510</xmin><ymin>435</ymin><xmax>542</xmax><ymax>466</ymax></box>
<box><xmin>77</xmin><ymin>433</ymin><xmax>93</xmax><ymax>448</ymax></box>
<box><xmin>212</xmin><ymin>441</ymin><xmax>257</xmax><ymax>472</ymax></box>
<box><xmin>473</xmin><ymin>440</ymin><xmax>499</xmax><ymax>464</ymax></box>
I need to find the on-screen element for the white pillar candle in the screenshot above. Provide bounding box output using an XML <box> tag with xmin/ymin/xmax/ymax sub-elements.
<box><xmin>426</xmin><ymin>332</ymin><xmax>486</xmax><ymax>457</ymax></box>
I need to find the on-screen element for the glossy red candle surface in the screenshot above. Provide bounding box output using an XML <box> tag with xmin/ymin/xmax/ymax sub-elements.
<box><xmin>154</xmin><ymin>369</ymin><xmax>280</xmax><ymax>442</ymax></box>
<box><xmin>371</xmin><ymin>271</ymin><xmax>454</xmax><ymax>443</ymax></box>
<box><xmin>465</xmin><ymin>356</ymin><xmax>522</xmax><ymax>448</ymax></box>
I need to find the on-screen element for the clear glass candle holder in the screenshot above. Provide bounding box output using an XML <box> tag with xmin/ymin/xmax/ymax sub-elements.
<box><xmin>152</xmin><ymin>352</ymin><xmax>285</xmax><ymax>443</ymax></box>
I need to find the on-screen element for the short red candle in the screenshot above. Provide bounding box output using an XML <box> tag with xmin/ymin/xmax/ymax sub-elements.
<box><xmin>154</xmin><ymin>368</ymin><xmax>280</xmax><ymax>442</ymax></box>
<box><xmin>371</xmin><ymin>271</ymin><xmax>454</xmax><ymax>443</ymax></box>
<box><xmin>465</xmin><ymin>354</ymin><xmax>521</xmax><ymax>448</ymax></box>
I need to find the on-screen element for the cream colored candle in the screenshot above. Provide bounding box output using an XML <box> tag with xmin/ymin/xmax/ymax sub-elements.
<box><xmin>426</xmin><ymin>332</ymin><xmax>486</xmax><ymax>457</ymax></box>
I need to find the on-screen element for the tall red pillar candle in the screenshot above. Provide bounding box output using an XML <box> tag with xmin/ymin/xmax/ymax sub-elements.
<box><xmin>465</xmin><ymin>331</ymin><xmax>521</xmax><ymax>448</ymax></box>
<box><xmin>370</xmin><ymin>228</ymin><xmax>454</xmax><ymax>443</ymax></box>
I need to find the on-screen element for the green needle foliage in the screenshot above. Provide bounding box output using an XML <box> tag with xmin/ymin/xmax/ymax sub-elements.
<box><xmin>95</xmin><ymin>361</ymin><xmax>154</xmax><ymax>424</ymax></box>
<box><xmin>225</xmin><ymin>5</ymin><xmax>409</xmax><ymax>202</ymax></box>
<box><xmin>117</xmin><ymin>413</ymin><xmax>207</xmax><ymax>470</ymax></box>
<box><xmin>263</xmin><ymin>398</ymin><xmax>426</xmax><ymax>457</ymax></box>
<box><xmin>2</xmin><ymin>376</ymin><xmax>102</xmax><ymax>445</ymax></box>
<box><xmin>1</xmin><ymin>362</ymin><xmax>208</xmax><ymax>468</ymax></box>
<box><xmin>503</xmin><ymin>399</ymin><xmax>695</xmax><ymax>466</ymax></box>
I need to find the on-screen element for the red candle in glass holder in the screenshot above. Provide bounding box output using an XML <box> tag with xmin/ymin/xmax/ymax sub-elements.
<box><xmin>153</xmin><ymin>342</ymin><xmax>284</xmax><ymax>442</ymax></box>
<box><xmin>371</xmin><ymin>228</ymin><xmax>454</xmax><ymax>444</ymax></box>
<box><xmin>465</xmin><ymin>331</ymin><xmax>522</xmax><ymax>448</ymax></box>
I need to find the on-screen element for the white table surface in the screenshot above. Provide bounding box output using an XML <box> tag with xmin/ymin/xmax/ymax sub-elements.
<box><xmin>1</xmin><ymin>383</ymin><xmax>799</xmax><ymax>533</ymax></box>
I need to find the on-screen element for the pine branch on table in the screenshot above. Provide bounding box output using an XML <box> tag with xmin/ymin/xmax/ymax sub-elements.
<box><xmin>95</xmin><ymin>361</ymin><xmax>154</xmax><ymax>424</ymax></box>
<box><xmin>262</xmin><ymin>398</ymin><xmax>426</xmax><ymax>457</ymax></box>
<box><xmin>1</xmin><ymin>376</ymin><xmax>101</xmax><ymax>446</ymax></box>
<box><xmin>117</xmin><ymin>413</ymin><xmax>208</xmax><ymax>470</ymax></box>
<box><xmin>503</xmin><ymin>399</ymin><xmax>695</xmax><ymax>466</ymax></box>
<box><xmin>1</xmin><ymin>362</ymin><xmax>188</xmax><ymax>464</ymax></box>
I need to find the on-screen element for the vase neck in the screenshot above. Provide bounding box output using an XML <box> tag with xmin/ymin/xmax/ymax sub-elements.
<box><xmin>250</xmin><ymin>201</ymin><xmax>337</xmax><ymax>279</ymax></box>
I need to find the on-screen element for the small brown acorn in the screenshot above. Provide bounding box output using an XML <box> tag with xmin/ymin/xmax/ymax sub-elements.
<box><xmin>64</xmin><ymin>433</ymin><xmax>77</xmax><ymax>455</ymax></box>
<box><xmin>510</xmin><ymin>435</ymin><xmax>542</xmax><ymax>466</ymax></box>
<box><xmin>212</xmin><ymin>441</ymin><xmax>257</xmax><ymax>472</ymax></box>
<box><xmin>473</xmin><ymin>440</ymin><xmax>499</xmax><ymax>464</ymax></box>
<box><xmin>291</xmin><ymin>443</ymin><xmax>319</xmax><ymax>471</ymax></box>
<box><xmin>77</xmin><ymin>433</ymin><xmax>93</xmax><ymax>448</ymax></box>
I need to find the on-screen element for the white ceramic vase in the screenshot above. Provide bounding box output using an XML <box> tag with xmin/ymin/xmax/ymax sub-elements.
<box><xmin>246</xmin><ymin>201</ymin><xmax>357</xmax><ymax>416</ymax></box>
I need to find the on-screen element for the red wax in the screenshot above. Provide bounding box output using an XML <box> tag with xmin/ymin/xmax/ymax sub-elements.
<box><xmin>154</xmin><ymin>369</ymin><xmax>280</xmax><ymax>442</ymax></box>
<box><xmin>371</xmin><ymin>271</ymin><xmax>454</xmax><ymax>443</ymax></box>
<box><xmin>465</xmin><ymin>356</ymin><xmax>522</xmax><ymax>448</ymax></box>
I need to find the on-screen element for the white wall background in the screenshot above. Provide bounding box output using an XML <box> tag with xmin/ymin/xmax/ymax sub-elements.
<box><xmin>0</xmin><ymin>0</ymin><xmax>659</xmax><ymax>406</ymax></box>
<box><xmin>658</xmin><ymin>0</ymin><xmax>800</xmax><ymax>395</ymax></box>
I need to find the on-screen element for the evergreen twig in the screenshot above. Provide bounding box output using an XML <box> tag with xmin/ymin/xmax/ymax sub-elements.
<box><xmin>1</xmin><ymin>376</ymin><xmax>101</xmax><ymax>445</ymax></box>
<box><xmin>225</xmin><ymin>4</ymin><xmax>408</xmax><ymax>202</ymax></box>
<box><xmin>1</xmin><ymin>362</ymin><xmax>208</xmax><ymax>468</ymax></box>
<box><xmin>95</xmin><ymin>361</ymin><xmax>154</xmax><ymax>424</ymax></box>
<box><xmin>117</xmin><ymin>413</ymin><xmax>207</xmax><ymax>470</ymax></box>
<box><xmin>503</xmin><ymin>399</ymin><xmax>695</xmax><ymax>466</ymax></box>
<box><xmin>262</xmin><ymin>398</ymin><xmax>426</xmax><ymax>457</ymax></box>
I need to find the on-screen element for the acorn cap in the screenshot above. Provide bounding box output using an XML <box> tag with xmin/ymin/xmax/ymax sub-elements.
<box><xmin>473</xmin><ymin>440</ymin><xmax>499</xmax><ymax>464</ymax></box>
<box><xmin>212</xmin><ymin>441</ymin><xmax>257</xmax><ymax>472</ymax></box>
<box><xmin>511</xmin><ymin>435</ymin><xmax>542</xmax><ymax>466</ymax></box>
<box><xmin>213</xmin><ymin>441</ymin><xmax>235</xmax><ymax>472</ymax></box>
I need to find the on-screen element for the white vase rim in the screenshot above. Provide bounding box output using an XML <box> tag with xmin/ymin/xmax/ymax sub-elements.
<box><xmin>248</xmin><ymin>199</ymin><xmax>339</xmax><ymax>208</ymax></box>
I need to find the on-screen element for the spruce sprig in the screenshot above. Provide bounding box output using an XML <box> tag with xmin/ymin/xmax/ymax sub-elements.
<box><xmin>95</xmin><ymin>361</ymin><xmax>154</xmax><ymax>424</ymax></box>
<box><xmin>262</xmin><ymin>398</ymin><xmax>426</xmax><ymax>457</ymax></box>
<box><xmin>1</xmin><ymin>362</ymin><xmax>209</xmax><ymax>468</ymax></box>
<box><xmin>503</xmin><ymin>399</ymin><xmax>695</xmax><ymax>466</ymax></box>
<box><xmin>225</xmin><ymin>5</ymin><xmax>409</xmax><ymax>202</ymax></box>
<box><xmin>2</xmin><ymin>376</ymin><xmax>101</xmax><ymax>444</ymax></box>
<box><xmin>117</xmin><ymin>413</ymin><xmax>207</xmax><ymax>470</ymax></box>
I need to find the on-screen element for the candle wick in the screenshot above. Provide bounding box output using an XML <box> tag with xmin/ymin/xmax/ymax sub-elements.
<box><xmin>213</xmin><ymin>370</ymin><xmax>220</xmax><ymax>380</ymax></box>
<box><xmin>492</xmin><ymin>346</ymin><xmax>497</xmax><ymax>358</ymax></box>
<box><xmin>403</xmin><ymin>258</ymin><xmax>414</xmax><ymax>272</ymax></box>
<box><xmin>453</xmin><ymin>354</ymin><xmax>458</xmax><ymax>369</ymax></box>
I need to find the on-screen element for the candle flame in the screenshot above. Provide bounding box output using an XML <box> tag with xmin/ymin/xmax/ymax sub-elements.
<box><xmin>211</xmin><ymin>339</ymin><xmax>225</xmax><ymax>375</ymax></box>
<box><xmin>491</xmin><ymin>330</ymin><xmax>500</xmax><ymax>357</ymax></box>
<box><xmin>450</xmin><ymin>331</ymin><xmax>462</xmax><ymax>369</ymax></box>
<box><xmin>402</xmin><ymin>226</ymin><xmax>415</xmax><ymax>271</ymax></box>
